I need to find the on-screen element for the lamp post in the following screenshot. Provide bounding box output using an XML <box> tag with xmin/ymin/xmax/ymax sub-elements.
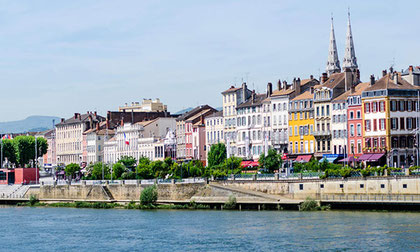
<box><xmin>35</xmin><ymin>136</ymin><xmax>38</xmax><ymax>184</ymax></box>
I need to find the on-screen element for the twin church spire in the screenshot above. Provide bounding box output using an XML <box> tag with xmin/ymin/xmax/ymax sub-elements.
<box><xmin>326</xmin><ymin>11</ymin><xmax>357</xmax><ymax>76</ymax></box>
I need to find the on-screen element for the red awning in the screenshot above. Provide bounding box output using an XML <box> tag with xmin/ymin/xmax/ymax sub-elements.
<box><xmin>241</xmin><ymin>161</ymin><xmax>259</xmax><ymax>167</ymax></box>
<box><xmin>358</xmin><ymin>154</ymin><xmax>373</xmax><ymax>161</ymax></box>
<box><xmin>295</xmin><ymin>155</ymin><xmax>312</xmax><ymax>163</ymax></box>
<box><xmin>338</xmin><ymin>156</ymin><xmax>360</xmax><ymax>162</ymax></box>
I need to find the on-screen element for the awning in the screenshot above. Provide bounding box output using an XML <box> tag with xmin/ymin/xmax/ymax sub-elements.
<box><xmin>337</xmin><ymin>156</ymin><xmax>359</xmax><ymax>162</ymax></box>
<box><xmin>295</xmin><ymin>155</ymin><xmax>312</xmax><ymax>162</ymax></box>
<box><xmin>358</xmin><ymin>154</ymin><xmax>373</xmax><ymax>161</ymax></box>
<box><xmin>322</xmin><ymin>157</ymin><xmax>337</xmax><ymax>163</ymax></box>
<box><xmin>241</xmin><ymin>161</ymin><xmax>259</xmax><ymax>168</ymax></box>
<box><xmin>366</xmin><ymin>153</ymin><xmax>384</xmax><ymax>162</ymax></box>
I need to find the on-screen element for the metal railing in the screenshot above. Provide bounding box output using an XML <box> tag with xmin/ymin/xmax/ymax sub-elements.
<box><xmin>321</xmin><ymin>194</ymin><xmax>420</xmax><ymax>202</ymax></box>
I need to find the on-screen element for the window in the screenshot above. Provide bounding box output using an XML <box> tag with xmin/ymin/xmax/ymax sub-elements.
<box><xmin>400</xmin><ymin>118</ymin><xmax>405</xmax><ymax>130</ymax></box>
<box><xmin>365</xmin><ymin>120</ymin><xmax>371</xmax><ymax>131</ymax></box>
<box><xmin>357</xmin><ymin>111</ymin><xmax>361</xmax><ymax>119</ymax></box>
<box><xmin>400</xmin><ymin>101</ymin><xmax>405</xmax><ymax>111</ymax></box>
<box><xmin>316</xmin><ymin>107</ymin><xmax>320</xmax><ymax>116</ymax></box>
<box><xmin>350</xmin><ymin>124</ymin><xmax>355</xmax><ymax>136</ymax></box>
<box><xmin>360</xmin><ymin>184</ymin><xmax>364</xmax><ymax>188</ymax></box>
<box><xmin>380</xmin><ymin>101</ymin><xmax>385</xmax><ymax>112</ymax></box>
<box><xmin>408</xmin><ymin>101</ymin><xmax>412</xmax><ymax>111</ymax></box>
<box><xmin>326</xmin><ymin>105</ymin><xmax>330</xmax><ymax>116</ymax></box>
<box><xmin>340</xmin><ymin>184</ymin><xmax>343</xmax><ymax>188</ymax></box>
<box><xmin>372</xmin><ymin>102</ymin><xmax>377</xmax><ymax>113</ymax></box>
<box><xmin>299</xmin><ymin>184</ymin><xmax>303</xmax><ymax>190</ymax></box>
<box><xmin>381</xmin><ymin>184</ymin><xmax>385</xmax><ymax>189</ymax></box>
<box><xmin>391</xmin><ymin>100</ymin><xmax>397</xmax><ymax>111</ymax></box>
<box><xmin>320</xmin><ymin>184</ymin><xmax>324</xmax><ymax>189</ymax></box>
<box><xmin>365</xmin><ymin>103</ymin><xmax>370</xmax><ymax>113</ymax></box>
<box><xmin>350</xmin><ymin>111</ymin><xmax>354</xmax><ymax>119</ymax></box>
<box><xmin>391</xmin><ymin>118</ymin><xmax>398</xmax><ymax>130</ymax></box>
<box><xmin>403</xmin><ymin>184</ymin><xmax>407</xmax><ymax>189</ymax></box>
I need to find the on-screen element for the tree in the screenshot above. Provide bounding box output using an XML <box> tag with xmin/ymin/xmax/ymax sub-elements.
<box><xmin>91</xmin><ymin>162</ymin><xmax>110</xmax><ymax>180</ymax></box>
<box><xmin>118</xmin><ymin>156</ymin><xmax>137</xmax><ymax>170</ymax></box>
<box><xmin>65</xmin><ymin>163</ymin><xmax>80</xmax><ymax>179</ymax></box>
<box><xmin>259</xmin><ymin>149</ymin><xmax>281</xmax><ymax>173</ymax></box>
<box><xmin>35</xmin><ymin>137</ymin><xmax>48</xmax><ymax>161</ymax></box>
<box><xmin>140</xmin><ymin>186</ymin><xmax>158</xmax><ymax>205</ymax></box>
<box><xmin>112</xmin><ymin>163</ymin><xmax>126</xmax><ymax>179</ymax></box>
<box><xmin>13</xmin><ymin>135</ymin><xmax>35</xmax><ymax>167</ymax></box>
<box><xmin>136</xmin><ymin>157</ymin><xmax>153</xmax><ymax>179</ymax></box>
<box><xmin>224</xmin><ymin>157</ymin><xmax>243</xmax><ymax>174</ymax></box>
<box><xmin>207</xmin><ymin>143</ymin><xmax>227</xmax><ymax>167</ymax></box>
<box><xmin>1</xmin><ymin>139</ymin><xmax>17</xmax><ymax>167</ymax></box>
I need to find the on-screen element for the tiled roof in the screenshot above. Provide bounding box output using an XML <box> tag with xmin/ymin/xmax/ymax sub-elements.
<box><xmin>136</xmin><ymin>118</ymin><xmax>158</xmax><ymax>127</ymax></box>
<box><xmin>318</xmin><ymin>72</ymin><xmax>345</xmax><ymax>89</ymax></box>
<box><xmin>292</xmin><ymin>90</ymin><xmax>314</xmax><ymax>101</ymax></box>
<box><xmin>57</xmin><ymin>113</ymin><xmax>105</xmax><ymax>126</ymax></box>
<box><xmin>333</xmin><ymin>82</ymin><xmax>370</xmax><ymax>101</ymax></box>
<box><xmin>186</xmin><ymin>109</ymin><xmax>212</xmax><ymax>122</ymax></box>
<box><xmin>401</xmin><ymin>66</ymin><xmax>420</xmax><ymax>75</ymax></box>
<box><xmin>205</xmin><ymin>110</ymin><xmax>223</xmax><ymax>118</ymax></box>
<box><xmin>237</xmin><ymin>94</ymin><xmax>266</xmax><ymax>108</ymax></box>
<box><xmin>176</xmin><ymin>105</ymin><xmax>213</xmax><ymax>121</ymax></box>
<box><xmin>221</xmin><ymin>86</ymin><xmax>242</xmax><ymax>94</ymax></box>
<box><xmin>271</xmin><ymin>88</ymin><xmax>294</xmax><ymax>97</ymax></box>
<box><xmin>364</xmin><ymin>73</ymin><xmax>419</xmax><ymax>92</ymax></box>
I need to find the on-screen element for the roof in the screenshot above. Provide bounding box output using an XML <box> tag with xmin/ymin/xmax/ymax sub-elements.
<box><xmin>270</xmin><ymin>78</ymin><xmax>318</xmax><ymax>97</ymax></box>
<box><xmin>176</xmin><ymin>105</ymin><xmax>213</xmax><ymax>121</ymax></box>
<box><xmin>222</xmin><ymin>86</ymin><xmax>242</xmax><ymax>94</ymax></box>
<box><xmin>316</xmin><ymin>72</ymin><xmax>345</xmax><ymax>90</ymax></box>
<box><xmin>364</xmin><ymin>73</ymin><xmax>420</xmax><ymax>92</ymax></box>
<box><xmin>292</xmin><ymin>90</ymin><xmax>314</xmax><ymax>101</ymax></box>
<box><xmin>205</xmin><ymin>110</ymin><xmax>223</xmax><ymax>119</ymax></box>
<box><xmin>136</xmin><ymin>118</ymin><xmax>158</xmax><ymax>127</ymax></box>
<box><xmin>57</xmin><ymin>113</ymin><xmax>105</xmax><ymax>126</ymax></box>
<box><xmin>237</xmin><ymin>94</ymin><xmax>266</xmax><ymax>109</ymax></box>
<box><xmin>333</xmin><ymin>82</ymin><xmax>370</xmax><ymax>101</ymax></box>
<box><xmin>401</xmin><ymin>66</ymin><xmax>420</xmax><ymax>75</ymax></box>
<box><xmin>186</xmin><ymin>109</ymin><xmax>212</xmax><ymax>122</ymax></box>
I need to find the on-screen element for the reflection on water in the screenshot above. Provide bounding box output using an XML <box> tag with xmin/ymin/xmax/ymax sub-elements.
<box><xmin>0</xmin><ymin>207</ymin><xmax>419</xmax><ymax>251</ymax></box>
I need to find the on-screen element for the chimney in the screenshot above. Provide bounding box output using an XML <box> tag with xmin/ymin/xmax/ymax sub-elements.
<box><xmin>121</xmin><ymin>119</ymin><xmax>124</xmax><ymax>126</ymax></box>
<box><xmin>94</xmin><ymin>111</ymin><xmax>97</xmax><ymax>117</ymax></box>
<box><xmin>88</xmin><ymin>115</ymin><xmax>93</xmax><ymax>129</ymax></box>
<box><xmin>106</xmin><ymin>119</ymin><xmax>110</xmax><ymax>129</ymax></box>
<box><xmin>350</xmin><ymin>85</ymin><xmax>355</xmax><ymax>94</ymax></box>
<box><xmin>370</xmin><ymin>75</ymin><xmax>375</xmax><ymax>86</ymax></box>
<box><xmin>96</xmin><ymin>123</ymin><xmax>99</xmax><ymax>131</ymax></box>
<box><xmin>251</xmin><ymin>90</ymin><xmax>256</xmax><ymax>104</ymax></box>
<box><xmin>292</xmin><ymin>78</ymin><xmax>297</xmax><ymax>90</ymax></box>
<box><xmin>310</xmin><ymin>75</ymin><xmax>313</xmax><ymax>80</ymax></box>
<box><xmin>242</xmin><ymin>82</ymin><xmax>247</xmax><ymax>102</ymax></box>
<box><xmin>296</xmin><ymin>78</ymin><xmax>301</xmax><ymax>95</ymax></box>
<box><xmin>344</xmin><ymin>68</ymin><xmax>352</xmax><ymax>91</ymax></box>
<box><xmin>356</xmin><ymin>69</ymin><xmax>360</xmax><ymax>81</ymax></box>
<box><xmin>61</xmin><ymin>118</ymin><xmax>65</xmax><ymax>123</ymax></box>
<box><xmin>393</xmin><ymin>72</ymin><xmax>399</xmax><ymax>84</ymax></box>
<box><xmin>266</xmin><ymin>82</ymin><xmax>273</xmax><ymax>97</ymax></box>
<box><xmin>310</xmin><ymin>86</ymin><xmax>314</xmax><ymax>94</ymax></box>
<box><xmin>382</xmin><ymin>70</ymin><xmax>387</xmax><ymax>77</ymax></box>
<box><xmin>283</xmin><ymin>81</ymin><xmax>287</xmax><ymax>90</ymax></box>
<box><xmin>409</xmin><ymin>65</ymin><xmax>414</xmax><ymax>73</ymax></box>
<box><xmin>277</xmin><ymin>80</ymin><xmax>281</xmax><ymax>90</ymax></box>
<box><xmin>107</xmin><ymin>111</ymin><xmax>111</xmax><ymax>120</ymax></box>
<box><xmin>321</xmin><ymin>73</ymin><xmax>328</xmax><ymax>84</ymax></box>
<box><xmin>74</xmin><ymin>113</ymin><xmax>78</xmax><ymax>119</ymax></box>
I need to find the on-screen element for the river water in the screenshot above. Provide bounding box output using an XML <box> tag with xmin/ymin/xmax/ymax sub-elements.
<box><xmin>0</xmin><ymin>207</ymin><xmax>419</xmax><ymax>251</ymax></box>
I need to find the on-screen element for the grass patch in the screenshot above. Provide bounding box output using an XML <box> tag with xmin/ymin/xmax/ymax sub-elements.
<box><xmin>300</xmin><ymin>197</ymin><xmax>330</xmax><ymax>211</ymax></box>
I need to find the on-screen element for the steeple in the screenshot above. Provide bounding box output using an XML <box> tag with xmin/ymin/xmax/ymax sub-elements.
<box><xmin>326</xmin><ymin>16</ymin><xmax>340</xmax><ymax>76</ymax></box>
<box><xmin>342</xmin><ymin>10</ymin><xmax>358</xmax><ymax>70</ymax></box>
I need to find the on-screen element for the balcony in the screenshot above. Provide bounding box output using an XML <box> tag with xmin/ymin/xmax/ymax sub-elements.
<box><xmin>313</xmin><ymin>130</ymin><xmax>331</xmax><ymax>137</ymax></box>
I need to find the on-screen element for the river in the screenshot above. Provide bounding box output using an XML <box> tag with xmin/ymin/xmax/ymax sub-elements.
<box><xmin>0</xmin><ymin>207</ymin><xmax>419</xmax><ymax>251</ymax></box>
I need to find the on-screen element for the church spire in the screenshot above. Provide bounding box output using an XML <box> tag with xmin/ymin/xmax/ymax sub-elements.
<box><xmin>342</xmin><ymin>10</ymin><xmax>358</xmax><ymax>70</ymax></box>
<box><xmin>326</xmin><ymin>15</ymin><xmax>340</xmax><ymax>76</ymax></box>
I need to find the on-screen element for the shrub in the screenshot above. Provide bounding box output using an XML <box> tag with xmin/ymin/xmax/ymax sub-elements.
<box><xmin>300</xmin><ymin>197</ymin><xmax>319</xmax><ymax>211</ymax></box>
<box><xmin>29</xmin><ymin>195</ymin><xmax>39</xmax><ymax>206</ymax></box>
<box><xmin>223</xmin><ymin>195</ymin><xmax>237</xmax><ymax>210</ymax></box>
<box><xmin>140</xmin><ymin>186</ymin><xmax>158</xmax><ymax>206</ymax></box>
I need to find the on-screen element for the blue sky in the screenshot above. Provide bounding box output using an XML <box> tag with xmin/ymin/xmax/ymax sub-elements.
<box><xmin>0</xmin><ymin>0</ymin><xmax>419</xmax><ymax>121</ymax></box>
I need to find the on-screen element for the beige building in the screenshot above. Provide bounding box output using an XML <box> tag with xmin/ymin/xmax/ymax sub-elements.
<box><xmin>119</xmin><ymin>98</ymin><xmax>167</xmax><ymax>112</ymax></box>
<box><xmin>56</xmin><ymin>112</ymin><xmax>105</xmax><ymax>165</ymax></box>
<box><xmin>221</xmin><ymin>83</ymin><xmax>252</xmax><ymax>156</ymax></box>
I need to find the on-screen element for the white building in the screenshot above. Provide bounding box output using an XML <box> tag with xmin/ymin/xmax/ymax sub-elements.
<box><xmin>331</xmin><ymin>95</ymin><xmax>348</xmax><ymax>155</ymax></box>
<box><xmin>205</xmin><ymin>111</ymin><xmax>224</xmax><ymax>161</ymax></box>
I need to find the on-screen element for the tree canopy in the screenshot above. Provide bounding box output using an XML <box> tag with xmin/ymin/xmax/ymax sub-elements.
<box><xmin>259</xmin><ymin>149</ymin><xmax>282</xmax><ymax>173</ymax></box>
<box><xmin>207</xmin><ymin>143</ymin><xmax>226</xmax><ymax>167</ymax></box>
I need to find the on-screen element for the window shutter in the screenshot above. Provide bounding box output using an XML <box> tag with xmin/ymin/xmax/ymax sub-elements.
<box><xmin>413</xmin><ymin>117</ymin><xmax>417</xmax><ymax>129</ymax></box>
<box><xmin>384</xmin><ymin>119</ymin><xmax>387</xmax><ymax>130</ymax></box>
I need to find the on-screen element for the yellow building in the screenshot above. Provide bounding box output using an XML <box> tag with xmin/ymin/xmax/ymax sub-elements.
<box><xmin>288</xmin><ymin>89</ymin><xmax>315</xmax><ymax>161</ymax></box>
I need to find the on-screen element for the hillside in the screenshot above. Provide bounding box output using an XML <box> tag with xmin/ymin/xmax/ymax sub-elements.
<box><xmin>0</xmin><ymin>116</ymin><xmax>60</xmax><ymax>134</ymax></box>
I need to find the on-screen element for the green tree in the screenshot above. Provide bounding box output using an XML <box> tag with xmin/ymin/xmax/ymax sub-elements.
<box><xmin>112</xmin><ymin>162</ymin><xmax>126</xmax><ymax>179</ymax></box>
<box><xmin>13</xmin><ymin>135</ymin><xmax>35</xmax><ymax>167</ymax></box>
<box><xmin>259</xmin><ymin>149</ymin><xmax>281</xmax><ymax>173</ymax></box>
<box><xmin>65</xmin><ymin>163</ymin><xmax>80</xmax><ymax>179</ymax></box>
<box><xmin>136</xmin><ymin>157</ymin><xmax>153</xmax><ymax>179</ymax></box>
<box><xmin>118</xmin><ymin>156</ymin><xmax>137</xmax><ymax>169</ymax></box>
<box><xmin>207</xmin><ymin>143</ymin><xmax>227</xmax><ymax>167</ymax></box>
<box><xmin>224</xmin><ymin>157</ymin><xmax>243</xmax><ymax>174</ymax></box>
<box><xmin>1</xmin><ymin>139</ymin><xmax>17</xmax><ymax>167</ymax></box>
<box><xmin>140</xmin><ymin>186</ymin><xmax>158</xmax><ymax>205</ymax></box>
<box><xmin>91</xmin><ymin>162</ymin><xmax>110</xmax><ymax>180</ymax></box>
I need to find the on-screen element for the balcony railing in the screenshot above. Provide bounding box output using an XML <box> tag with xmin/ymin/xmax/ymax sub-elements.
<box><xmin>313</xmin><ymin>130</ymin><xmax>331</xmax><ymax>136</ymax></box>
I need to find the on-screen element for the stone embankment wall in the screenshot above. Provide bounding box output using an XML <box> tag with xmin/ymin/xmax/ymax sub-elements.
<box><xmin>26</xmin><ymin>176</ymin><xmax>420</xmax><ymax>202</ymax></box>
<box><xmin>29</xmin><ymin>183</ymin><xmax>207</xmax><ymax>202</ymax></box>
<box><xmin>220</xmin><ymin>176</ymin><xmax>420</xmax><ymax>200</ymax></box>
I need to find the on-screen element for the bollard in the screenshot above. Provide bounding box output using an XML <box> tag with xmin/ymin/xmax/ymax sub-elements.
<box><xmin>41</xmin><ymin>181</ymin><xmax>44</xmax><ymax>186</ymax></box>
<box><xmin>121</xmin><ymin>180</ymin><xmax>125</xmax><ymax>185</ymax></box>
<box><xmin>299</xmin><ymin>173</ymin><xmax>303</xmax><ymax>180</ymax></box>
<box><xmin>275</xmin><ymin>173</ymin><xmax>279</xmax><ymax>180</ymax></box>
<box><xmin>384</xmin><ymin>169</ymin><xmax>388</xmax><ymax>177</ymax></box>
<box><xmin>171</xmin><ymin>179</ymin><xmax>175</xmax><ymax>184</ymax></box>
<box><xmin>136</xmin><ymin>180</ymin><xmax>140</xmax><ymax>186</ymax></box>
<box><xmin>252</xmin><ymin>174</ymin><xmax>257</xmax><ymax>181</ymax></box>
<box><xmin>231</xmin><ymin>174</ymin><xmax>235</xmax><ymax>181</ymax></box>
<box><xmin>53</xmin><ymin>181</ymin><xmax>57</xmax><ymax>187</ymax></box>
<box><xmin>106</xmin><ymin>181</ymin><xmax>109</xmax><ymax>185</ymax></box>
<box><xmin>405</xmin><ymin>168</ymin><xmax>410</xmax><ymax>176</ymax></box>
<box><xmin>82</xmin><ymin>181</ymin><xmax>86</xmax><ymax>186</ymax></box>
